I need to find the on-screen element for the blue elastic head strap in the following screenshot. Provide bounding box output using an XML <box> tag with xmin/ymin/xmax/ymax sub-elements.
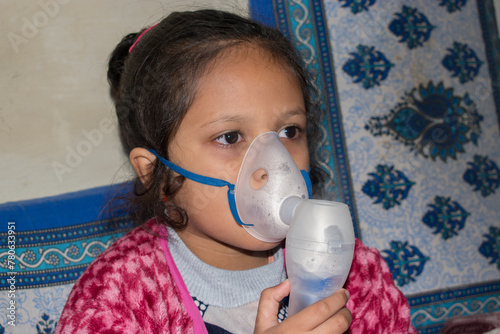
<box><xmin>149</xmin><ymin>149</ymin><xmax>312</xmax><ymax>227</ymax></box>
<box><xmin>301</xmin><ymin>169</ymin><xmax>313</xmax><ymax>199</ymax></box>
<box><xmin>149</xmin><ymin>149</ymin><xmax>248</xmax><ymax>226</ymax></box>
<box><xmin>150</xmin><ymin>149</ymin><xmax>231</xmax><ymax>188</ymax></box>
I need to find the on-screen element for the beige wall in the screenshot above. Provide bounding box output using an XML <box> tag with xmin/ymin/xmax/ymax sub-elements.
<box><xmin>0</xmin><ymin>0</ymin><xmax>248</xmax><ymax>203</ymax></box>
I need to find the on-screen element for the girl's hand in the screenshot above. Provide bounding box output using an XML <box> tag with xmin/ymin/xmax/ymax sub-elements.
<box><xmin>255</xmin><ymin>280</ymin><xmax>352</xmax><ymax>333</ymax></box>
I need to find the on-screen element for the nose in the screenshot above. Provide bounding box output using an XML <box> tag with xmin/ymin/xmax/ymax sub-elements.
<box><xmin>250</xmin><ymin>168</ymin><xmax>268</xmax><ymax>190</ymax></box>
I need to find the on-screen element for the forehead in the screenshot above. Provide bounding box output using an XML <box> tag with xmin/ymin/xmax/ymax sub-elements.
<box><xmin>203</xmin><ymin>44</ymin><xmax>299</xmax><ymax>84</ymax></box>
<box><xmin>176</xmin><ymin>45</ymin><xmax>305</xmax><ymax>130</ymax></box>
<box><xmin>198</xmin><ymin>45</ymin><xmax>302</xmax><ymax>102</ymax></box>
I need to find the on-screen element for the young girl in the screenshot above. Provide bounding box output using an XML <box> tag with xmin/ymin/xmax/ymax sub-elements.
<box><xmin>56</xmin><ymin>9</ymin><xmax>416</xmax><ymax>334</ymax></box>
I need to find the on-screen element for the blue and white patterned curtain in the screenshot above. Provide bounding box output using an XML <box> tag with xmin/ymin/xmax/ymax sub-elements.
<box><xmin>250</xmin><ymin>0</ymin><xmax>500</xmax><ymax>332</ymax></box>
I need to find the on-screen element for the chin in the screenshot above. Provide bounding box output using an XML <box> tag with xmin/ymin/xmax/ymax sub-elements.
<box><xmin>223</xmin><ymin>224</ymin><xmax>284</xmax><ymax>252</ymax></box>
<box><xmin>243</xmin><ymin>236</ymin><xmax>283</xmax><ymax>252</ymax></box>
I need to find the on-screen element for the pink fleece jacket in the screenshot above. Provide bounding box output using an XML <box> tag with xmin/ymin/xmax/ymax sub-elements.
<box><xmin>56</xmin><ymin>219</ymin><xmax>416</xmax><ymax>333</ymax></box>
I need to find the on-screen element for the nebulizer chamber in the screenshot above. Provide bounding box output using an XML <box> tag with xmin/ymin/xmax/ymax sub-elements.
<box><xmin>235</xmin><ymin>132</ymin><xmax>355</xmax><ymax>315</ymax></box>
<box><xmin>282</xmin><ymin>198</ymin><xmax>355</xmax><ymax>315</ymax></box>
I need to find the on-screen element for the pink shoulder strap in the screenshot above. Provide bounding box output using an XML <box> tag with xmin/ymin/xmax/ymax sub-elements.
<box><xmin>159</xmin><ymin>229</ymin><xmax>208</xmax><ymax>334</ymax></box>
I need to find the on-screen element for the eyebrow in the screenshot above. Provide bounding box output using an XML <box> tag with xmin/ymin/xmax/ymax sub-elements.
<box><xmin>281</xmin><ymin>108</ymin><xmax>306</xmax><ymax>118</ymax></box>
<box><xmin>200</xmin><ymin>108</ymin><xmax>306</xmax><ymax>128</ymax></box>
<box><xmin>200</xmin><ymin>115</ymin><xmax>247</xmax><ymax>128</ymax></box>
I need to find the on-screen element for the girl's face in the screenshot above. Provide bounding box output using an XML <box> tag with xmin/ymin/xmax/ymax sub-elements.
<box><xmin>168</xmin><ymin>46</ymin><xmax>309</xmax><ymax>268</ymax></box>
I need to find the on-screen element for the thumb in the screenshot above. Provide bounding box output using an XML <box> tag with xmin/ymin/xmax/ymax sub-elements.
<box><xmin>254</xmin><ymin>279</ymin><xmax>290</xmax><ymax>334</ymax></box>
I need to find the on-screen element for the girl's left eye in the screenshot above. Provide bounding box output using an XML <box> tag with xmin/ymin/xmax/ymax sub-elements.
<box><xmin>279</xmin><ymin>126</ymin><xmax>301</xmax><ymax>139</ymax></box>
<box><xmin>214</xmin><ymin>131</ymin><xmax>243</xmax><ymax>145</ymax></box>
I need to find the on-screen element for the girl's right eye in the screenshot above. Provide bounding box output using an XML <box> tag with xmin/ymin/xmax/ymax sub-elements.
<box><xmin>214</xmin><ymin>131</ymin><xmax>243</xmax><ymax>145</ymax></box>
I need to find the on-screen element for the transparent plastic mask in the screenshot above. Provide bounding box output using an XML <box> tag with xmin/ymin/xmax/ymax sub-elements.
<box><xmin>234</xmin><ymin>131</ymin><xmax>310</xmax><ymax>242</ymax></box>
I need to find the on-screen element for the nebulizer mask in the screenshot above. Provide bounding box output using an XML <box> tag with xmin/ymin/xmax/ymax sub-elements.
<box><xmin>151</xmin><ymin>131</ymin><xmax>354</xmax><ymax>315</ymax></box>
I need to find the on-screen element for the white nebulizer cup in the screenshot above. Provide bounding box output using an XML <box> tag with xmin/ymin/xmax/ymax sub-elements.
<box><xmin>234</xmin><ymin>132</ymin><xmax>355</xmax><ymax>316</ymax></box>
<box><xmin>282</xmin><ymin>199</ymin><xmax>355</xmax><ymax>316</ymax></box>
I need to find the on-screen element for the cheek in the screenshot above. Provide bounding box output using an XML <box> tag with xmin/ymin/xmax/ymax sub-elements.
<box><xmin>175</xmin><ymin>180</ymin><xmax>231</xmax><ymax>220</ymax></box>
<box><xmin>299</xmin><ymin>148</ymin><xmax>310</xmax><ymax>170</ymax></box>
<box><xmin>212</xmin><ymin>158</ymin><xmax>242</xmax><ymax>184</ymax></box>
<box><xmin>287</xmin><ymin>143</ymin><xmax>310</xmax><ymax>171</ymax></box>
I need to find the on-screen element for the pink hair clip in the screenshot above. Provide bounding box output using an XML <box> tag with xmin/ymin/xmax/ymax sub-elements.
<box><xmin>128</xmin><ymin>24</ymin><xmax>158</xmax><ymax>53</ymax></box>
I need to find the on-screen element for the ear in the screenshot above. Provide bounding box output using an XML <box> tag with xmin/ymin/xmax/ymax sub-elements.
<box><xmin>129</xmin><ymin>148</ymin><xmax>157</xmax><ymax>185</ymax></box>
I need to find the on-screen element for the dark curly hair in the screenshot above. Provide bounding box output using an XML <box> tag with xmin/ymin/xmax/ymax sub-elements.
<box><xmin>107</xmin><ymin>9</ymin><xmax>324</xmax><ymax>228</ymax></box>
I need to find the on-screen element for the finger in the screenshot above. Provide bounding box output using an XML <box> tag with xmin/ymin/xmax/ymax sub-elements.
<box><xmin>254</xmin><ymin>279</ymin><xmax>290</xmax><ymax>334</ymax></box>
<box><xmin>293</xmin><ymin>289</ymin><xmax>350</xmax><ymax>331</ymax></box>
<box><xmin>312</xmin><ymin>307</ymin><xmax>352</xmax><ymax>334</ymax></box>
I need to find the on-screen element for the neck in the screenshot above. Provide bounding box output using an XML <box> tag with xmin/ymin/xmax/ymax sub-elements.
<box><xmin>176</xmin><ymin>229</ymin><xmax>272</xmax><ymax>270</ymax></box>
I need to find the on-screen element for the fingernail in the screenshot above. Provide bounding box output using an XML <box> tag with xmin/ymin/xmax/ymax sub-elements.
<box><xmin>344</xmin><ymin>289</ymin><xmax>350</xmax><ymax>300</ymax></box>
